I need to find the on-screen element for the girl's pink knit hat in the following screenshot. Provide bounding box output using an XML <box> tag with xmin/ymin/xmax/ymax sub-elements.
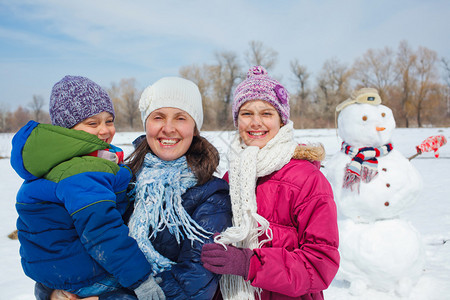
<box><xmin>232</xmin><ymin>66</ymin><xmax>290</xmax><ymax>126</ymax></box>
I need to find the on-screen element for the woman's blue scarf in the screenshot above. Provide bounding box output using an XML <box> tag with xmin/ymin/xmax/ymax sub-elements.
<box><xmin>128</xmin><ymin>152</ymin><xmax>211</xmax><ymax>274</ymax></box>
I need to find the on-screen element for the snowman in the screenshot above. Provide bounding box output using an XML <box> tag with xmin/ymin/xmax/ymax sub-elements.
<box><xmin>324</xmin><ymin>88</ymin><xmax>425</xmax><ymax>297</ymax></box>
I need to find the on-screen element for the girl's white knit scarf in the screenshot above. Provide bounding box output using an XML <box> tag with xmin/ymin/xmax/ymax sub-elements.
<box><xmin>215</xmin><ymin>121</ymin><xmax>298</xmax><ymax>300</ymax></box>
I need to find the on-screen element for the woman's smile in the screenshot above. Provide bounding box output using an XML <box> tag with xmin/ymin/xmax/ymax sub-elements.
<box><xmin>158</xmin><ymin>138</ymin><xmax>180</xmax><ymax>146</ymax></box>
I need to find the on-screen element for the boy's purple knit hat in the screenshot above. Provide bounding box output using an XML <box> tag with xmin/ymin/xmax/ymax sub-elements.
<box><xmin>232</xmin><ymin>66</ymin><xmax>290</xmax><ymax>126</ymax></box>
<box><xmin>49</xmin><ymin>75</ymin><xmax>115</xmax><ymax>128</ymax></box>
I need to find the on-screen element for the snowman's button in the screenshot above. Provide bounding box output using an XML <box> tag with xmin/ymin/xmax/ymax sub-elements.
<box><xmin>382</xmin><ymin>168</ymin><xmax>387</xmax><ymax>172</ymax></box>
<box><xmin>384</xmin><ymin>201</ymin><xmax>390</xmax><ymax>206</ymax></box>
<box><xmin>386</xmin><ymin>183</ymin><xmax>391</xmax><ymax>188</ymax></box>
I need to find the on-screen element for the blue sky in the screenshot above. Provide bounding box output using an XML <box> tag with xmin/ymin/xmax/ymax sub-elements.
<box><xmin>0</xmin><ymin>0</ymin><xmax>449</xmax><ymax>111</ymax></box>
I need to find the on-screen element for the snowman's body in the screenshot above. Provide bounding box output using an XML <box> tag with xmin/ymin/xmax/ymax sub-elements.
<box><xmin>337</xmin><ymin>218</ymin><xmax>425</xmax><ymax>296</ymax></box>
<box><xmin>327</xmin><ymin>149</ymin><xmax>422</xmax><ymax>221</ymax></box>
<box><xmin>325</xmin><ymin>102</ymin><xmax>424</xmax><ymax>296</ymax></box>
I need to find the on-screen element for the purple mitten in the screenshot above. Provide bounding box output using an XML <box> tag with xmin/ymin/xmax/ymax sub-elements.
<box><xmin>201</xmin><ymin>243</ymin><xmax>253</xmax><ymax>279</ymax></box>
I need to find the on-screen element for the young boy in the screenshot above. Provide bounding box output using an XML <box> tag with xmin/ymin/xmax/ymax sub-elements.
<box><xmin>11</xmin><ymin>76</ymin><xmax>163</xmax><ymax>299</ymax></box>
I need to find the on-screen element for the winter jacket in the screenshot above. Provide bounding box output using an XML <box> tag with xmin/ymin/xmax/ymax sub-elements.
<box><xmin>33</xmin><ymin>175</ymin><xmax>233</xmax><ymax>300</ymax></box>
<box><xmin>11</xmin><ymin>120</ymin><xmax>151</xmax><ymax>291</ymax></box>
<box><xmin>134</xmin><ymin>174</ymin><xmax>233</xmax><ymax>299</ymax></box>
<box><xmin>224</xmin><ymin>145</ymin><xmax>340</xmax><ymax>300</ymax></box>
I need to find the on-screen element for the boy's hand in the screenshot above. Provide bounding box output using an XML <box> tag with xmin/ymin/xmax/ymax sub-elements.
<box><xmin>134</xmin><ymin>276</ymin><xmax>165</xmax><ymax>300</ymax></box>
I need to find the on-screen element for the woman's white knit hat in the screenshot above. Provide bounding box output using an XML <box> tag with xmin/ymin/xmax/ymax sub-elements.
<box><xmin>139</xmin><ymin>76</ymin><xmax>203</xmax><ymax>129</ymax></box>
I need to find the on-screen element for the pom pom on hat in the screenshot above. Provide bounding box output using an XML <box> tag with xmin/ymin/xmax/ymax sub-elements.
<box><xmin>49</xmin><ymin>75</ymin><xmax>114</xmax><ymax>129</ymax></box>
<box><xmin>139</xmin><ymin>77</ymin><xmax>203</xmax><ymax>130</ymax></box>
<box><xmin>232</xmin><ymin>66</ymin><xmax>290</xmax><ymax>126</ymax></box>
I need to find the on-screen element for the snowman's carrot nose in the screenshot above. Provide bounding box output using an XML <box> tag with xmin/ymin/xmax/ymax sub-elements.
<box><xmin>376</xmin><ymin>127</ymin><xmax>386</xmax><ymax>131</ymax></box>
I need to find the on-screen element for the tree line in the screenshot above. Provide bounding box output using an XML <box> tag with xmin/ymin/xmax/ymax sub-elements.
<box><xmin>1</xmin><ymin>40</ymin><xmax>449</xmax><ymax>133</ymax></box>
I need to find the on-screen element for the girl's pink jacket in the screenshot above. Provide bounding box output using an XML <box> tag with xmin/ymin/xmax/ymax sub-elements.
<box><xmin>223</xmin><ymin>148</ymin><xmax>340</xmax><ymax>300</ymax></box>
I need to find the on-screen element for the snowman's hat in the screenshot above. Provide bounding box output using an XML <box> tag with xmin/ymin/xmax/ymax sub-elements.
<box><xmin>336</xmin><ymin>88</ymin><xmax>382</xmax><ymax>112</ymax></box>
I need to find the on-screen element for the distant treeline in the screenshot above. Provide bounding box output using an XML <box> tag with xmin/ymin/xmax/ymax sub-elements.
<box><xmin>2</xmin><ymin>40</ymin><xmax>449</xmax><ymax>133</ymax></box>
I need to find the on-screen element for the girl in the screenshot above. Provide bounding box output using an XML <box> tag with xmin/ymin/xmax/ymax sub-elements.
<box><xmin>125</xmin><ymin>76</ymin><xmax>232</xmax><ymax>299</ymax></box>
<box><xmin>201</xmin><ymin>66</ymin><xmax>340</xmax><ymax>300</ymax></box>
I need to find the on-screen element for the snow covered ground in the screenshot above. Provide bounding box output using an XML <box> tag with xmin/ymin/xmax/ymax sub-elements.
<box><xmin>1</xmin><ymin>127</ymin><xmax>449</xmax><ymax>300</ymax></box>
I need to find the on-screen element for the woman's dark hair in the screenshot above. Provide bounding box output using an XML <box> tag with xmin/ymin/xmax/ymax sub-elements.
<box><xmin>125</xmin><ymin>128</ymin><xmax>220</xmax><ymax>185</ymax></box>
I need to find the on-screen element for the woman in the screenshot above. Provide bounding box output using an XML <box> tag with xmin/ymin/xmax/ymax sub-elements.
<box><xmin>126</xmin><ymin>76</ymin><xmax>232</xmax><ymax>299</ymax></box>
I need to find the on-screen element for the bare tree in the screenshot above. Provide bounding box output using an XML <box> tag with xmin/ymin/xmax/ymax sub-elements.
<box><xmin>176</xmin><ymin>41</ymin><xmax>448</xmax><ymax>128</ymax></box>
<box><xmin>107</xmin><ymin>82</ymin><xmax>123</xmax><ymax>128</ymax></box>
<box><xmin>29</xmin><ymin>95</ymin><xmax>45</xmax><ymax>122</ymax></box>
<box><xmin>11</xmin><ymin>106</ymin><xmax>31</xmax><ymax>132</ymax></box>
<box><xmin>120</xmin><ymin>78</ymin><xmax>140</xmax><ymax>130</ymax></box>
<box><xmin>214</xmin><ymin>51</ymin><xmax>241</xmax><ymax>129</ymax></box>
<box><xmin>442</xmin><ymin>58</ymin><xmax>450</xmax><ymax>87</ymax></box>
<box><xmin>352</xmin><ymin>43</ymin><xmax>442</xmax><ymax>127</ymax></box>
<box><xmin>180</xmin><ymin>64</ymin><xmax>218</xmax><ymax>129</ymax></box>
<box><xmin>0</xmin><ymin>103</ymin><xmax>11</xmax><ymax>132</ymax></box>
<box><xmin>411</xmin><ymin>46</ymin><xmax>439</xmax><ymax>127</ymax></box>
<box><xmin>179</xmin><ymin>53</ymin><xmax>241</xmax><ymax>130</ymax></box>
<box><xmin>290</xmin><ymin>59</ymin><xmax>310</xmax><ymax>128</ymax></box>
<box><xmin>351</xmin><ymin>47</ymin><xmax>397</xmax><ymax>103</ymax></box>
<box><xmin>107</xmin><ymin>79</ymin><xmax>141</xmax><ymax>130</ymax></box>
<box><xmin>314</xmin><ymin>58</ymin><xmax>352</xmax><ymax>127</ymax></box>
<box><xmin>395</xmin><ymin>41</ymin><xmax>416</xmax><ymax>127</ymax></box>
<box><xmin>244</xmin><ymin>40</ymin><xmax>278</xmax><ymax>71</ymax></box>
<box><xmin>441</xmin><ymin>57</ymin><xmax>450</xmax><ymax>118</ymax></box>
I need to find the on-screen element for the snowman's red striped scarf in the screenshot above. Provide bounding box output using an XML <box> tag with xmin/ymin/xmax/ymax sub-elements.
<box><xmin>341</xmin><ymin>142</ymin><xmax>393</xmax><ymax>191</ymax></box>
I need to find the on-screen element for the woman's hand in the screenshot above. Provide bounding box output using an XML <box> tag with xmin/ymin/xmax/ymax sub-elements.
<box><xmin>50</xmin><ymin>289</ymin><xmax>98</xmax><ymax>300</ymax></box>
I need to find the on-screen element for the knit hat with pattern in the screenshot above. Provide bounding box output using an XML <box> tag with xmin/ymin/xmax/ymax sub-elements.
<box><xmin>49</xmin><ymin>75</ymin><xmax>114</xmax><ymax>129</ymax></box>
<box><xmin>139</xmin><ymin>76</ymin><xmax>203</xmax><ymax>129</ymax></box>
<box><xmin>232</xmin><ymin>65</ymin><xmax>290</xmax><ymax>126</ymax></box>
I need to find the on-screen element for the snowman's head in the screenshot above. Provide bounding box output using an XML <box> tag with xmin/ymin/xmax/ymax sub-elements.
<box><xmin>338</xmin><ymin>103</ymin><xmax>396</xmax><ymax>147</ymax></box>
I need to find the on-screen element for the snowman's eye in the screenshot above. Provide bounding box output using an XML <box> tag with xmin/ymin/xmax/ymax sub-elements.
<box><xmin>362</xmin><ymin>115</ymin><xmax>368</xmax><ymax>121</ymax></box>
<box><xmin>381</xmin><ymin>112</ymin><xmax>386</xmax><ymax>117</ymax></box>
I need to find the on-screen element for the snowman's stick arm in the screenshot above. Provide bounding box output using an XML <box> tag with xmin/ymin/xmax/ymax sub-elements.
<box><xmin>408</xmin><ymin>151</ymin><xmax>421</xmax><ymax>161</ymax></box>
